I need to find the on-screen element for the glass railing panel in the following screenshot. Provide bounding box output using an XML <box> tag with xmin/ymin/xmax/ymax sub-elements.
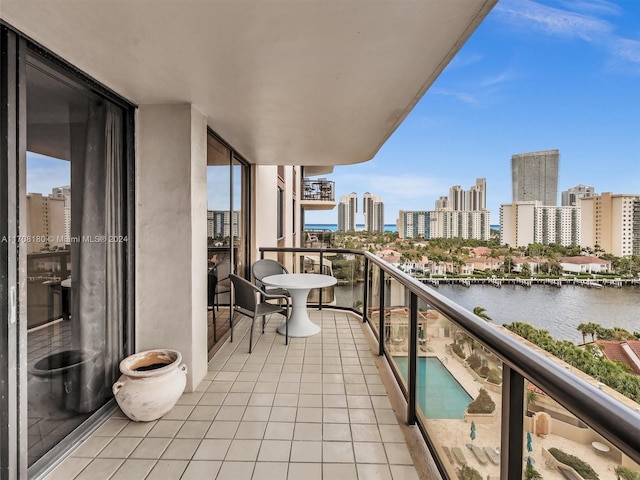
<box><xmin>415</xmin><ymin>310</ymin><xmax>505</xmax><ymax>480</ymax></box>
<box><xmin>523</xmin><ymin>382</ymin><xmax>636</xmax><ymax>479</ymax></box>
<box><xmin>323</xmin><ymin>252</ymin><xmax>365</xmax><ymax>311</ymax></box>
<box><xmin>383</xmin><ymin>282</ymin><xmax>410</xmax><ymax>395</ymax></box>
<box><xmin>367</xmin><ymin>264</ymin><xmax>381</xmax><ymax>339</ymax></box>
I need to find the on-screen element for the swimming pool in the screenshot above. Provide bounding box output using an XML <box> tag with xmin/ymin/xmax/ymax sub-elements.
<box><xmin>393</xmin><ymin>356</ymin><xmax>473</xmax><ymax>419</ymax></box>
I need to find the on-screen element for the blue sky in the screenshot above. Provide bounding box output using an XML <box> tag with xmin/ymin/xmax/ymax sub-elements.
<box><xmin>306</xmin><ymin>0</ymin><xmax>640</xmax><ymax>225</ymax></box>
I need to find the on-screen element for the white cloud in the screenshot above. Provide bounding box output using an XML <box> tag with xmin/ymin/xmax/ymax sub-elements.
<box><xmin>494</xmin><ymin>0</ymin><xmax>640</xmax><ymax>68</ymax></box>
<box><xmin>494</xmin><ymin>0</ymin><xmax>612</xmax><ymax>41</ymax></box>
<box><xmin>431</xmin><ymin>88</ymin><xmax>478</xmax><ymax>105</ymax></box>
<box><xmin>610</xmin><ymin>38</ymin><xmax>640</xmax><ymax>64</ymax></box>
<box><xmin>26</xmin><ymin>153</ymin><xmax>70</xmax><ymax>195</ymax></box>
<box><xmin>447</xmin><ymin>53</ymin><xmax>485</xmax><ymax>69</ymax></box>
<box><xmin>478</xmin><ymin>71</ymin><xmax>515</xmax><ymax>88</ymax></box>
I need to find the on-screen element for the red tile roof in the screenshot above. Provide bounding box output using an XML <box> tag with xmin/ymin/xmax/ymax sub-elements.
<box><xmin>597</xmin><ymin>341</ymin><xmax>640</xmax><ymax>375</ymax></box>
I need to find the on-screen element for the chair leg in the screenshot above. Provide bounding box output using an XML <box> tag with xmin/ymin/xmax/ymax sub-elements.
<box><xmin>262</xmin><ymin>315</ymin><xmax>266</xmax><ymax>334</ymax></box>
<box><xmin>229</xmin><ymin>309</ymin><xmax>233</xmax><ymax>343</ymax></box>
<box><xmin>249</xmin><ymin>318</ymin><xmax>255</xmax><ymax>353</ymax></box>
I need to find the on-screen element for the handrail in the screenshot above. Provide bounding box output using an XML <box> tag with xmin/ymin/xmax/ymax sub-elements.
<box><xmin>259</xmin><ymin>246</ymin><xmax>640</xmax><ymax>471</ymax></box>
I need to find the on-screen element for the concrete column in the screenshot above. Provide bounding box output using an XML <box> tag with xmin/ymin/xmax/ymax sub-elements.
<box><xmin>136</xmin><ymin>104</ymin><xmax>207</xmax><ymax>391</ymax></box>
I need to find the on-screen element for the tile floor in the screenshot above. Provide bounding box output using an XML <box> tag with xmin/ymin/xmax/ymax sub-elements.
<box><xmin>44</xmin><ymin>309</ymin><xmax>427</xmax><ymax>480</ymax></box>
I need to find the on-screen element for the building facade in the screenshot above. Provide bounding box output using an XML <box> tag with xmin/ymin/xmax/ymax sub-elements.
<box><xmin>511</xmin><ymin>149</ymin><xmax>559</xmax><ymax>206</ymax></box>
<box><xmin>500</xmin><ymin>201</ymin><xmax>580</xmax><ymax>248</ymax></box>
<box><xmin>337</xmin><ymin>192</ymin><xmax>358</xmax><ymax>232</ymax></box>
<box><xmin>580</xmin><ymin>192</ymin><xmax>640</xmax><ymax>256</ymax></box>
<box><xmin>363</xmin><ymin>192</ymin><xmax>384</xmax><ymax>232</ymax></box>
<box><xmin>397</xmin><ymin>209</ymin><xmax>490</xmax><ymax>240</ymax></box>
<box><xmin>562</xmin><ymin>184</ymin><xmax>595</xmax><ymax>206</ymax></box>
<box><xmin>441</xmin><ymin>178</ymin><xmax>486</xmax><ymax>211</ymax></box>
<box><xmin>207</xmin><ymin>210</ymin><xmax>240</xmax><ymax>239</ymax></box>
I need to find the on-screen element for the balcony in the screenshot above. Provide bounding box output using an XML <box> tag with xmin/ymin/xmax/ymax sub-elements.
<box><xmin>44</xmin><ymin>247</ymin><xmax>640</xmax><ymax>480</ymax></box>
<box><xmin>301</xmin><ymin>179</ymin><xmax>336</xmax><ymax>211</ymax></box>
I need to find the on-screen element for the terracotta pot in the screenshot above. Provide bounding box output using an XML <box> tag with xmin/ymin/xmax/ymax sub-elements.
<box><xmin>112</xmin><ymin>349</ymin><xmax>187</xmax><ymax>422</ymax></box>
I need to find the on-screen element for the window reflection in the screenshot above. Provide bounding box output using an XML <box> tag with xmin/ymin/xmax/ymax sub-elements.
<box><xmin>25</xmin><ymin>55</ymin><xmax>127</xmax><ymax>466</ymax></box>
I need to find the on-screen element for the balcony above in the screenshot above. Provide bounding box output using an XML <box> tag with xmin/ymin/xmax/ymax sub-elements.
<box><xmin>301</xmin><ymin>178</ymin><xmax>336</xmax><ymax>211</ymax></box>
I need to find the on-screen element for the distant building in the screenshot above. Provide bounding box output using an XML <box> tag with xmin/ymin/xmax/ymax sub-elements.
<box><xmin>337</xmin><ymin>192</ymin><xmax>358</xmax><ymax>232</ymax></box>
<box><xmin>562</xmin><ymin>184</ymin><xmax>595</xmax><ymax>207</ymax></box>
<box><xmin>559</xmin><ymin>256</ymin><xmax>611</xmax><ymax>274</ymax></box>
<box><xmin>511</xmin><ymin>150</ymin><xmax>559</xmax><ymax>206</ymax></box>
<box><xmin>500</xmin><ymin>201</ymin><xmax>580</xmax><ymax>248</ymax></box>
<box><xmin>580</xmin><ymin>192</ymin><xmax>640</xmax><ymax>256</ymax></box>
<box><xmin>363</xmin><ymin>192</ymin><xmax>384</xmax><ymax>232</ymax></box>
<box><xmin>207</xmin><ymin>210</ymin><xmax>239</xmax><ymax>239</ymax></box>
<box><xmin>396</xmin><ymin>210</ymin><xmax>490</xmax><ymax>240</ymax></box>
<box><xmin>468</xmin><ymin>177</ymin><xmax>487</xmax><ymax>211</ymax></box>
<box><xmin>439</xmin><ymin>178</ymin><xmax>486</xmax><ymax>211</ymax></box>
<box><xmin>26</xmin><ymin>186</ymin><xmax>70</xmax><ymax>253</ymax></box>
<box><xmin>434</xmin><ymin>196</ymin><xmax>449</xmax><ymax>210</ymax></box>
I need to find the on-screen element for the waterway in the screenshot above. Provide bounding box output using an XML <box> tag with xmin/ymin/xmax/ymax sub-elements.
<box><xmin>425</xmin><ymin>284</ymin><xmax>639</xmax><ymax>343</ymax></box>
<box><xmin>335</xmin><ymin>283</ymin><xmax>640</xmax><ymax>343</ymax></box>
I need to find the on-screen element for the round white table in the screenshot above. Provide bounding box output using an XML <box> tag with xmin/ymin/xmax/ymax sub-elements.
<box><xmin>261</xmin><ymin>273</ymin><xmax>337</xmax><ymax>337</ymax></box>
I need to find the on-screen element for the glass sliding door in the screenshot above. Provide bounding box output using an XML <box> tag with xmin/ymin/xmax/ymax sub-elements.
<box><xmin>24</xmin><ymin>52</ymin><xmax>129</xmax><ymax>467</ymax></box>
<box><xmin>232</xmin><ymin>155</ymin><xmax>247</xmax><ymax>278</ymax></box>
<box><xmin>206</xmin><ymin>133</ymin><xmax>249</xmax><ymax>352</ymax></box>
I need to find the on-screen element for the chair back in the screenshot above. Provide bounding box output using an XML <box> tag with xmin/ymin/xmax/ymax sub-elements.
<box><xmin>229</xmin><ymin>274</ymin><xmax>257</xmax><ymax>316</ymax></box>
<box><xmin>252</xmin><ymin>259</ymin><xmax>288</xmax><ymax>289</ymax></box>
<box><xmin>215</xmin><ymin>259</ymin><xmax>231</xmax><ymax>288</ymax></box>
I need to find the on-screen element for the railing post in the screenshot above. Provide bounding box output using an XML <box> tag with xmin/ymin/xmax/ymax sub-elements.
<box><xmin>501</xmin><ymin>365</ymin><xmax>524</xmax><ymax>479</ymax></box>
<box><xmin>362</xmin><ymin>257</ymin><xmax>369</xmax><ymax>323</ymax></box>
<box><xmin>378</xmin><ymin>269</ymin><xmax>385</xmax><ymax>356</ymax></box>
<box><xmin>407</xmin><ymin>293</ymin><xmax>417</xmax><ymax>425</ymax></box>
<box><xmin>318</xmin><ymin>251</ymin><xmax>324</xmax><ymax>309</ymax></box>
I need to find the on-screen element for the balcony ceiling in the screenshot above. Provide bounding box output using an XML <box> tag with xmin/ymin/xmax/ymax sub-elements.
<box><xmin>2</xmin><ymin>1</ymin><xmax>496</xmax><ymax>166</ymax></box>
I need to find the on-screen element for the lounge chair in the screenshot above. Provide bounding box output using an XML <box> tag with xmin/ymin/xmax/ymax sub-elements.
<box><xmin>483</xmin><ymin>446</ymin><xmax>500</xmax><ymax>465</ymax></box>
<box><xmin>442</xmin><ymin>446</ymin><xmax>455</xmax><ymax>465</ymax></box>
<box><xmin>465</xmin><ymin>443</ymin><xmax>488</xmax><ymax>465</ymax></box>
<box><xmin>451</xmin><ymin>447</ymin><xmax>467</xmax><ymax>465</ymax></box>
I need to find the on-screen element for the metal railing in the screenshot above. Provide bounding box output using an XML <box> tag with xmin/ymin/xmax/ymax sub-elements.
<box><xmin>301</xmin><ymin>178</ymin><xmax>335</xmax><ymax>202</ymax></box>
<box><xmin>260</xmin><ymin>246</ymin><xmax>640</xmax><ymax>479</ymax></box>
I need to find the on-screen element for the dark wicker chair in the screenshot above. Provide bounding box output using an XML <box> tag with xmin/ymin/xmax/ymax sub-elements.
<box><xmin>252</xmin><ymin>259</ymin><xmax>290</xmax><ymax>299</ymax></box>
<box><xmin>229</xmin><ymin>274</ymin><xmax>290</xmax><ymax>353</ymax></box>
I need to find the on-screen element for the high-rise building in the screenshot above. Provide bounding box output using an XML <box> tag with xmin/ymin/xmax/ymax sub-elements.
<box><xmin>434</xmin><ymin>196</ymin><xmax>449</xmax><ymax>210</ymax></box>
<box><xmin>363</xmin><ymin>192</ymin><xmax>384</xmax><ymax>232</ymax></box>
<box><xmin>580</xmin><ymin>193</ymin><xmax>640</xmax><ymax>256</ymax></box>
<box><xmin>468</xmin><ymin>177</ymin><xmax>486</xmax><ymax>211</ymax></box>
<box><xmin>207</xmin><ymin>210</ymin><xmax>239</xmax><ymax>239</ymax></box>
<box><xmin>500</xmin><ymin>201</ymin><xmax>580</xmax><ymax>248</ymax></box>
<box><xmin>511</xmin><ymin>149</ymin><xmax>559</xmax><ymax>206</ymax></box>
<box><xmin>440</xmin><ymin>178</ymin><xmax>486</xmax><ymax>211</ymax></box>
<box><xmin>337</xmin><ymin>193</ymin><xmax>358</xmax><ymax>232</ymax></box>
<box><xmin>449</xmin><ymin>185</ymin><xmax>465</xmax><ymax>211</ymax></box>
<box><xmin>562</xmin><ymin>184</ymin><xmax>595</xmax><ymax>206</ymax></box>
<box><xmin>397</xmin><ymin>210</ymin><xmax>490</xmax><ymax>240</ymax></box>
<box><xmin>25</xmin><ymin>186</ymin><xmax>71</xmax><ymax>253</ymax></box>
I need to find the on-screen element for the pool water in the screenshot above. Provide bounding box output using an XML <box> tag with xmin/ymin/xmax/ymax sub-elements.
<box><xmin>393</xmin><ymin>356</ymin><xmax>472</xmax><ymax>419</ymax></box>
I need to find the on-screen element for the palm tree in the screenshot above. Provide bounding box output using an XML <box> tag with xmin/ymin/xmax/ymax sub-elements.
<box><xmin>526</xmin><ymin>389</ymin><xmax>539</xmax><ymax>413</ymax></box>
<box><xmin>473</xmin><ymin>306</ymin><xmax>492</xmax><ymax>322</ymax></box>
<box><xmin>456</xmin><ymin>465</ymin><xmax>483</xmax><ymax>480</ymax></box>
<box><xmin>524</xmin><ymin>463</ymin><xmax>542</xmax><ymax>480</ymax></box>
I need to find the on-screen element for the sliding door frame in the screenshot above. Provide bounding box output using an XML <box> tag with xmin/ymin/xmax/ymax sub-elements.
<box><xmin>0</xmin><ymin>21</ymin><xmax>137</xmax><ymax>480</ymax></box>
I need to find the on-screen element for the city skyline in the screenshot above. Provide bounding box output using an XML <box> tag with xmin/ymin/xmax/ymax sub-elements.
<box><xmin>305</xmin><ymin>0</ymin><xmax>640</xmax><ymax>225</ymax></box>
